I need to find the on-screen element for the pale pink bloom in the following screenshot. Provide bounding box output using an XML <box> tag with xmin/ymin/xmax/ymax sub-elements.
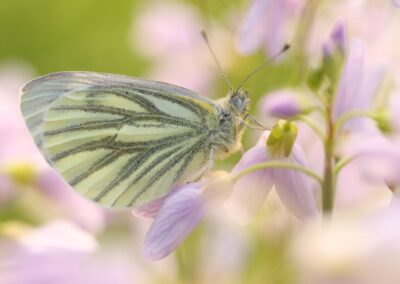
<box><xmin>0</xmin><ymin>221</ymin><xmax>137</xmax><ymax>284</ymax></box>
<box><xmin>261</xmin><ymin>90</ymin><xmax>302</xmax><ymax>119</ymax></box>
<box><xmin>341</xmin><ymin>134</ymin><xmax>400</xmax><ymax>185</ymax></box>
<box><xmin>141</xmin><ymin>173</ymin><xmax>232</xmax><ymax>261</ymax></box>
<box><xmin>291</xmin><ymin>193</ymin><xmax>400</xmax><ymax>284</ymax></box>
<box><xmin>131</xmin><ymin>1</ymin><xmax>229</xmax><ymax>94</ymax></box>
<box><xmin>141</xmin><ymin>182</ymin><xmax>205</xmax><ymax>261</ymax></box>
<box><xmin>0</xmin><ymin>64</ymin><xmax>46</xmax><ymax>168</ymax></box>
<box><xmin>36</xmin><ymin>169</ymin><xmax>107</xmax><ymax>233</ymax></box>
<box><xmin>333</xmin><ymin>38</ymin><xmax>385</xmax><ymax>130</ymax></box>
<box><xmin>393</xmin><ymin>0</ymin><xmax>400</xmax><ymax>9</ymax></box>
<box><xmin>225</xmin><ymin>131</ymin><xmax>318</xmax><ymax>224</ymax></box>
<box><xmin>237</xmin><ymin>0</ymin><xmax>304</xmax><ymax>56</ymax></box>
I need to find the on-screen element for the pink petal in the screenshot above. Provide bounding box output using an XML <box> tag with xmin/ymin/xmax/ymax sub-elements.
<box><xmin>36</xmin><ymin>170</ymin><xmax>106</xmax><ymax>233</ymax></box>
<box><xmin>261</xmin><ymin>90</ymin><xmax>301</xmax><ymax>119</ymax></box>
<box><xmin>226</xmin><ymin>145</ymin><xmax>274</xmax><ymax>225</ymax></box>
<box><xmin>344</xmin><ymin>134</ymin><xmax>400</xmax><ymax>185</ymax></box>
<box><xmin>334</xmin><ymin>38</ymin><xmax>366</xmax><ymax>119</ymax></box>
<box><xmin>393</xmin><ymin>0</ymin><xmax>400</xmax><ymax>8</ymax></box>
<box><xmin>142</xmin><ymin>182</ymin><xmax>205</xmax><ymax>261</ymax></box>
<box><xmin>133</xmin><ymin>185</ymin><xmax>184</xmax><ymax>218</ymax></box>
<box><xmin>272</xmin><ymin>145</ymin><xmax>318</xmax><ymax>218</ymax></box>
<box><xmin>236</xmin><ymin>0</ymin><xmax>269</xmax><ymax>54</ymax></box>
<box><xmin>264</xmin><ymin>0</ymin><xmax>287</xmax><ymax>56</ymax></box>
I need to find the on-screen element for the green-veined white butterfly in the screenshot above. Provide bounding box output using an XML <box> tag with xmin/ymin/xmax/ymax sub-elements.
<box><xmin>19</xmin><ymin>40</ymin><xmax>289</xmax><ymax>208</ymax></box>
<box><xmin>20</xmin><ymin>71</ymin><xmax>250</xmax><ymax>208</ymax></box>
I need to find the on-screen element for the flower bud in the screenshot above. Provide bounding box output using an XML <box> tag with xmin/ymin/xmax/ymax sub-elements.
<box><xmin>330</xmin><ymin>21</ymin><xmax>346</xmax><ymax>52</ymax></box>
<box><xmin>267</xmin><ymin>120</ymin><xmax>298</xmax><ymax>157</ymax></box>
<box><xmin>262</xmin><ymin>90</ymin><xmax>302</xmax><ymax>119</ymax></box>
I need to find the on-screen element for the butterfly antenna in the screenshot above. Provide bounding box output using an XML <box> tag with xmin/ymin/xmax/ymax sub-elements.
<box><xmin>237</xmin><ymin>115</ymin><xmax>265</xmax><ymax>130</ymax></box>
<box><xmin>201</xmin><ymin>30</ymin><xmax>235</xmax><ymax>92</ymax></box>
<box><xmin>246</xmin><ymin>113</ymin><xmax>268</xmax><ymax>130</ymax></box>
<box><xmin>236</xmin><ymin>44</ymin><xmax>291</xmax><ymax>91</ymax></box>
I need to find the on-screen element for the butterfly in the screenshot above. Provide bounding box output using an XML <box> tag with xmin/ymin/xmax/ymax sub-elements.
<box><xmin>20</xmin><ymin>71</ymin><xmax>252</xmax><ymax>208</ymax></box>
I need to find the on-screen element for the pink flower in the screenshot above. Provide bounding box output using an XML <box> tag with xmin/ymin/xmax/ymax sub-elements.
<box><xmin>237</xmin><ymin>0</ymin><xmax>303</xmax><ymax>56</ymax></box>
<box><xmin>35</xmin><ymin>169</ymin><xmax>107</xmax><ymax>233</ymax></box>
<box><xmin>0</xmin><ymin>64</ymin><xmax>46</xmax><ymax>168</ymax></box>
<box><xmin>0</xmin><ymin>221</ymin><xmax>138</xmax><ymax>284</ymax></box>
<box><xmin>140</xmin><ymin>172</ymin><xmax>232</xmax><ymax>261</ymax></box>
<box><xmin>225</xmin><ymin>131</ymin><xmax>318</xmax><ymax>224</ymax></box>
<box><xmin>261</xmin><ymin>90</ymin><xmax>302</xmax><ymax>119</ymax></box>
<box><xmin>131</xmin><ymin>1</ymin><xmax>228</xmax><ymax>94</ymax></box>
<box><xmin>341</xmin><ymin>134</ymin><xmax>400</xmax><ymax>185</ymax></box>
<box><xmin>333</xmin><ymin>38</ymin><xmax>385</xmax><ymax>130</ymax></box>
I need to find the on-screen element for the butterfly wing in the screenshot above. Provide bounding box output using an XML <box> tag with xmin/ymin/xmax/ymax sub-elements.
<box><xmin>20</xmin><ymin>72</ymin><xmax>216</xmax><ymax>207</ymax></box>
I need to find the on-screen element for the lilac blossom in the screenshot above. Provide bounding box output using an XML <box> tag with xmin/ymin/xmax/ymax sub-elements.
<box><xmin>291</xmin><ymin>193</ymin><xmax>400</xmax><ymax>284</ymax></box>
<box><xmin>131</xmin><ymin>1</ymin><xmax>228</xmax><ymax>94</ymax></box>
<box><xmin>225</xmin><ymin>131</ymin><xmax>318</xmax><ymax>225</ymax></box>
<box><xmin>141</xmin><ymin>172</ymin><xmax>232</xmax><ymax>261</ymax></box>
<box><xmin>333</xmin><ymin>38</ymin><xmax>385</xmax><ymax>130</ymax></box>
<box><xmin>35</xmin><ymin>169</ymin><xmax>107</xmax><ymax>233</ymax></box>
<box><xmin>341</xmin><ymin>134</ymin><xmax>400</xmax><ymax>185</ymax></box>
<box><xmin>261</xmin><ymin>90</ymin><xmax>302</xmax><ymax>119</ymax></box>
<box><xmin>237</xmin><ymin>0</ymin><xmax>303</xmax><ymax>56</ymax></box>
<box><xmin>0</xmin><ymin>221</ymin><xmax>138</xmax><ymax>284</ymax></box>
<box><xmin>0</xmin><ymin>64</ymin><xmax>46</xmax><ymax>168</ymax></box>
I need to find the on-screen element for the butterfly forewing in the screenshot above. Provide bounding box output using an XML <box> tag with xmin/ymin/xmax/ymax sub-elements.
<box><xmin>20</xmin><ymin>72</ymin><xmax>215</xmax><ymax>207</ymax></box>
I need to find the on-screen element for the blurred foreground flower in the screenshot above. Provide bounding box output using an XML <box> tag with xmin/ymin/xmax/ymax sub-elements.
<box><xmin>36</xmin><ymin>169</ymin><xmax>107</xmax><ymax>233</ymax></box>
<box><xmin>393</xmin><ymin>0</ymin><xmax>400</xmax><ymax>8</ymax></box>
<box><xmin>0</xmin><ymin>220</ymin><xmax>138</xmax><ymax>284</ymax></box>
<box><xmin>291</xmin><ymin>195</ymin><xmax>400</xmax><ymax>284</ymax></box>
<box><xmin>226</xmin><ymin>125</ymin><xmax>318</xmax><ymax>225</ymax></box>
<box><xmin>136</xmin><ymin>172</ymin><xmax>232</xmax><ymax>261</ymax></box>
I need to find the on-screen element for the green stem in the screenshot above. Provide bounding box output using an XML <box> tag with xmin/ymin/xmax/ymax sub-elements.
<box><xmin>322</xmin><ymin>104</ymin><xmax>335</xmax><ymax>213</ymax></box>
<box><xmin>334</xmin><ymin>109</ymin><xmax>375</xmax><ymax>136</ymax></box>
<box><xmin>334</xmin><ymin>155</ymin><xmax>358</xmax><ymax>175</ymax></box>
<box><xmin>232</xmin><ymin>161</ymin><xmax>323</xmax><ymax>184</ymax></box>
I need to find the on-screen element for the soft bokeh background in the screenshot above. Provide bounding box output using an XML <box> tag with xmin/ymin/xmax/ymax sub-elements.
<box><xmin>1</xmin><ymin>0</ymin><xmax>400</xmax><ymax>283</ymax></box>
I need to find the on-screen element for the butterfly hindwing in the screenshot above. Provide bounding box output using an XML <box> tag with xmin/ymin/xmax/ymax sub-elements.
<box><xmin>20</xmin><ymin>72</ymin><xmax>216</xmax><ymax>207</ymax></box>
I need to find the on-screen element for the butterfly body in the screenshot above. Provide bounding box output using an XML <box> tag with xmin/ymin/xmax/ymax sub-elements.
<box><xmin>20</xmin><ymin>72</ymin><xmax>249</xmax><ymax>208</ymax></box>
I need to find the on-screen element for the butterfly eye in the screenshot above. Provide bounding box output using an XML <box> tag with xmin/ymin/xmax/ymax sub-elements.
<box><xmin>232</xmin><ymin>96</ymin><xmax>242</xmax><ymax>108</ymax></box>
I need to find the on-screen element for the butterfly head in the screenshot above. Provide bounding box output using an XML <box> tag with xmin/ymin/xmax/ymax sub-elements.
<box><xmin>229</xmin><ymin>89</ymin><xmax>249</xmax><ymax>115</ymax></box>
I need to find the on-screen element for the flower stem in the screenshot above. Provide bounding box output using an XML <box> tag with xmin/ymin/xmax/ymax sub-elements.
<box><xmin>232</xmin><ymin>161</ymin><xmax>323</xmax><ymax>184</ymax></box>
<box><xmin>322</xmin><ymin>104</ymin><xmax>335</xmax><ymax>213</ymax></box>
<box><xmin>334</xmin><ymin>155</ymin><xmax>358</xmax><ymax>175</ymax></box>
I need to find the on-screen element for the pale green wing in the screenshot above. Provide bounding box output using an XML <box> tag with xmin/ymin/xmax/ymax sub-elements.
<box><xmin>20</xmin><ymin>72</ymin><xmax>216</xmax><ymax>208</ymax></box>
